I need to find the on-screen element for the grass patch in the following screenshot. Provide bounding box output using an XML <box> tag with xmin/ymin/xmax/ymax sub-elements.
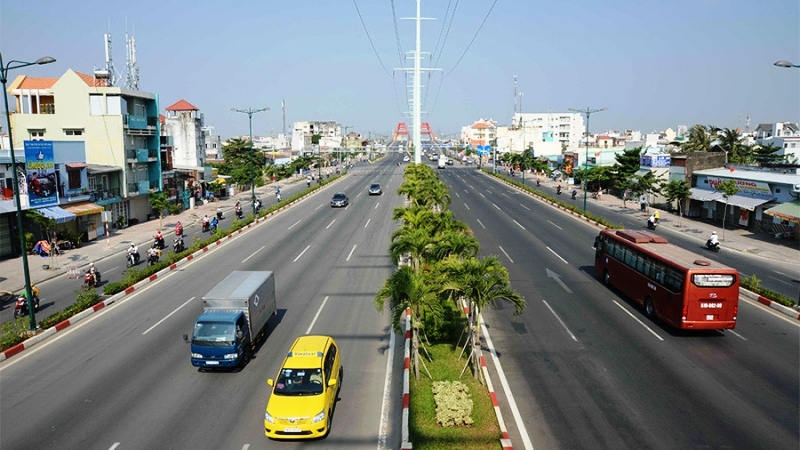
<box><xmin>409</xmin><ymin>342</ymin><xmax>502</xmax><ymax>450</ymax></box>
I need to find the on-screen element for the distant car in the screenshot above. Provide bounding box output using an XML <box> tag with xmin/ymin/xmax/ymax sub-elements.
<box><xmin>446</xmin><ymin>159</ymin><xmax>454</xmax><ymax>165</ymax></box>
<box><xmin>368</xmin><ymin>183</ymin><xmax>382</xmax><ymax>196</ymax></box>
<box><xmin>465</xmin><ymin>158</ymin><xmax>473</xmax><ymax>165</ymax></box>
<box><xmin>330</xmin><ymin>192</ymin><xmax>349</xmax><ymax>207</ymax></box>
<box><xmin>403</xmin><ymin>155</ymin><xmax>410</xmax><ymax>162</ymax></box>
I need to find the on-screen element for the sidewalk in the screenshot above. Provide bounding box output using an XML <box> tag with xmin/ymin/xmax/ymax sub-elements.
<box><xmin>0</xmin><ymin>177</ymin><xmax>301</xmax><ymax>296</ymax></box>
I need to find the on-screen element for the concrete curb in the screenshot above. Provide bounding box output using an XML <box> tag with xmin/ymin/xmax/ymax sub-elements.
<box><xmin>480</xmin><ymin>354</ymin><xmax>514</xmax><ymax>450</ymax></box>
<box><xmin>0</xmin><ymin>180</ymin><xmax>344</xmax><ymax>363</ymax></box>
<box><xmin>740</xmin><ymin>288</ymin><xmax>800</xmax><ymax>321</ymax></box>
<box><xmin>401</xmin><ymin>307</ymin><xmax>413</xmax><ymax>449</ymax></box>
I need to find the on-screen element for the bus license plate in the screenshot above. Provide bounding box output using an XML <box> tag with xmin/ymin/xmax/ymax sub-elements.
<box><xmin>283</xmin><ymin>427</ymin><xmax>301</xmax><ymax>433</ymax></box>
<box><xmin>205</xmin><ymin>361</ymin><xmax>219</xmax><ymax>365</ymax></box>
<box><xmin>705</xmin><ymin>315</ymin><xmax>714</xmax><ymax>320</ymax></box>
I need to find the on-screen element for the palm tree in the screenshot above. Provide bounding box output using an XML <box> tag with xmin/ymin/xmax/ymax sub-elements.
<box><xmin>389</xmin><ymin>226</ymin><xmax>434</xmax><ymax>273</ymax></box>
<box><xmin>719</xmin><ymin>128</ymin><xmax>751</xmax><ymax>163</ymax></box>
<box><xmin>375</xmin><ymin>266</ymin><xmax>442</xmax><ymax>380</ymax></box>
<box><xmin>392</xmin><ymin>205</ymin><xmax>433</xmax><ymax>230</ymax></box>
<box><xmin>438</xmin><ymin>256</ymin><xmax>525</xmax><ymax>379</ymax></box>
<box><xmin>683</xmin><ymin>125</ymin><xmax>716</xmax><ymax>153</ymax></box>
<box><xmin>429</xmin><ymin>229</ymin><xmax>480</xmax><ymax>261</ymax></box>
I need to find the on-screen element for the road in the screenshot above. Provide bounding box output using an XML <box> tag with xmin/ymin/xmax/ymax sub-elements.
<box><xmin>0</xmin><ymin>155</ymin><xmax>407</xmax><ymax>449</ymax></box>
<box><xmin>437</xmin><ymin>164</ymin><xmax>799</xmax><ymax>449</ymax></box>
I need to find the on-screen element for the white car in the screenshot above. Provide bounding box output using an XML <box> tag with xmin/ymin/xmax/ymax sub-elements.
<box><xmin>403</xmin><ymin>155</ymin><xmax>410</xmax><ymax>162</ymax></box>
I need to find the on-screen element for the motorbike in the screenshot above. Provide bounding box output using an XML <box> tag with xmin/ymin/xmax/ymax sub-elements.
<box><xmin>148</xmin><ymin>251</ymin><xmax>160</xmax><ymax>266</ymax></box>
<box><xmin>175</xmin><ymin>224</ymin><xmax>183</xmax><ymax>237</ymax></box>
<box><xmin>126</xmin><ymin>251</ymin><xmax>140</xmax><ymax>267</ymax></box>
<box><xmin>276</xmin><ymin>192</ymin><xmax>282</xmax><ymax>202</ymax></box>
<box><xmin>216</xmin><ymin>210</ymin><xmax>224</xmax><ymax>220</ymax></box>
<box><xmin>84</xmin><ymin>270</ymin><xmax>101</xmax><ymax>288</ymax></box>
<box><xmin>705</xmin><ymin>240</ymin><xmax>721</xmax><ymax>252</ymax></box>
<box><xmin>254</xmin><ymin>199</ymin><xmax>263</xmax><ymax>213</ymax></box>
<box><xmin>647</xmin><ymin>219</ymin><xmax>658</xmax><ymax>230</ymax></box>
<box><xmin>173</xmin><ymin>237</ymin><xmax>185</xmax><ymax>253</ymax></box>
<box><xmin>210</xmin><ymin>218</ymin><xmax>219</xmax><ymax>232</ymax></box>
<box><xmin>556</xmin><ymin>186</ymin><xmax>562</xmax><ymax>195</ymax></box>
<box><xmin>13</xmin><ymin>286</ymin><xmax>40</xmax><ymax>319</ymax></box>
<box><xmin>571</xmin><ymin>190</ymin><xmax>577</xmax><ymax>200</ymax></box>
<box><xmin>202</xmin><ymin>220</ymin><xmax>210</xmax><ymax>233</ymax></box>
<box><xmin>536</xmin><ymin>179</ymin><xmax>540</xmax><ymax>187</ymax></box>
<box><xmin>154</xmin><ymin>236</ymin><xmax>166</xmax><ymax>250</ymax></box>
<box><xmin>235</xmin><ymin>207</ymin><xmax>243</xmax><ymax>219</ymax></box>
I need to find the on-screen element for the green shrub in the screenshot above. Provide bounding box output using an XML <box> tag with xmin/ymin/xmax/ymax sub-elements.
<box><xmin>0</xmin><ymin>316</ymin><xmax>31</xmax><ymax>351</ymax></box>
<box><xmin>39</xmin><ymin>289</ymin><xmax>103</xmax><ymax>329</ymax></box>
<box><xmin>741</xmin><ymin>273</ymin><xmax>796</xmax><ymax>307</ymax></box>
<box><xmin>432</xmin><ymin>381</ymin><xmax>474</xmax><ymax>427</ymax></box>
<box><xmin>103</xmin><ymin>281</ymin><xmax>126</xmax><ymax>296</ymax></box>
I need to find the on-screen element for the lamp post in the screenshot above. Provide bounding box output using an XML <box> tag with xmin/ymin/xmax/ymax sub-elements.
<box><xmin>773</xmin><ymin>60</ymin><xmax>800</xmax><ymax>68</ymax></box>
<box><xmin>568</xmin><ymin>107</ymin><xmax>607</xmax><ymax>213</ymax></box>
<box><xmin>1</xmin><ymin>53</ymin><xmax>56</xmax><ymax>331</ymax></box>
<box><xmin>232</xmin><ymin>107</ymin><xmax>269</xmax><ymax>215</ymax></box>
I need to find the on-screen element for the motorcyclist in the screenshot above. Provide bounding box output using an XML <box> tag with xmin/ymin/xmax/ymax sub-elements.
<box><xmin>235</xmin><ymin>201</ymin><xmax>243</xmax><ymax>218</ymax></box>
<box><xmin>536</xmin><ymin>178</ymin><xmax>541</xmax><ymax>186</ymax></box>
<box><xmin>173</xmin><ymin>235</ymin><xmax>184</xmax><ymax>252</ymax></box>
<box><xmin>175</xmin><ymin>221</ymin><xmax>183</xmax><ymax>237</ymax></box>
<box><xmin>276</xmin><ymin>191</ymin><xmax>282</xmax><ymax>202</ymax></box>
<box><xmin>210</xmin><ymin>216</ymin><xmax>219</xmax><ymax>231</ymax></box>
<box><xmin>556</xmin><ymin>185</ymin><xmax>562</xmax><ymax>195</ymax></box>
<box><xmin>154</xmin><ymin>230</ymin><xmax>165</xmax><ymax>249</ymax></box>
<box><xmin>88</xmin><ymin>262</ymin><xmax>100</xmax><ymax>285</ymax></box>
<box><xmin>571</xmin><ymin>189</ymin><xmax>577</xmax><ymax>199</ymax></box>
<box><xmin>147</xmin><ymin>246</ymin><xmax>159</xmax><ymax>265</ymax></box>
<box><xmin>647</xmin><ymin>214</ymin><xmax>656</xmax><ymax>229</ymax></box>
<box><xmin>707</xmin><ymin>231</ymin><xmax>720</xmax><ymax>248</ymax></box>
<box><xmin>202</xmin><ymin>215</ymin><xmax>210</xmax><ymax>232</ymax></box>
<box><xmin>216</xmin><ymin>207</ymin><xmax>223</xmax><ymax>220</ymax></box>
<box><xmin>128</xmin><ymin>244</ymin><xmax>140</xmax><ymax>264</ymax></box>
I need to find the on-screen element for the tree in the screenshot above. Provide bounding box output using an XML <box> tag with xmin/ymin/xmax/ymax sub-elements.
<box><xmin>221</xmin><ymin>137</ymin><xmax>264</xmax><ymax>188</ymax></box>
<box><xmin>611</xmin><ymin>147</ymin><xmax>643</xmax><ymax>192</ymax></box>
<box><xmin>719</xmin><ymin>128</ymin><xmax>751</xmax><ymax>163</ymax></box>
<box><xmin>438</xmin><ymin>255</ymin><xmax>525</xmax><ymax>379</ymax></box>
<box><xmin>716</xmin><ymin>179</ymin><xmax>739</xmax><ymax>241</ymax></box>
<box><xmin>663</xmin><ymin>179</ymin><xmax>692</xmax><ymax>227</ymax></box>
<box><xmin>682</xmin><ymin>125</ymin><xmax>718</xmax><ymax>153</ymax></box>
<box><xmin>149</xmin><ymin>191</ymin><xmax>172</xmax><ymax>230</ymax></box>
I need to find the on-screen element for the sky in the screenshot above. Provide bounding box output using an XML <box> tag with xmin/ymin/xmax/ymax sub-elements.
<box><xmin>2</xmin><ymin>0</ymin><xmax>798</xmax><ymax>141</ymax></box>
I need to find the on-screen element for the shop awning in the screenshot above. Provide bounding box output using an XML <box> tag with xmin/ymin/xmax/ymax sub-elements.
<box><xmin>66</xmin><ymin>163</ymin><xmax>87</xmax><ymax>169</ymax></box>
<box><xmin>36</xmin><ymin>206</ymin><xmax>77</xmax><ymax>223</ymax></box>
<box><xmin>764</xmin><ymin>201</ymin><xmax>800</xmax><ymax>224</ymax></box>
<box><xmin>87</xmin><ymin>164</ymin><xmax>121</xmax><ymax>174</ymax></box>
<box><xmin>715</xmin><ymin>194</ymin><xmax>772</xmax><ymax>211</ymax></box>
<box><xmin>62</xmin><ymin>202</ymin><xmax>104</xmax><ymax>216</ymax></box>
<box><xmin>689</xmin><ymin>187</ymin><xmax>723</xmax><ymax>202</ymax></box>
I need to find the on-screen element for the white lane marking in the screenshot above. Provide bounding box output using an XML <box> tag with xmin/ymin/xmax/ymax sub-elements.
<box><xmin>479</xmin><ymin>193</ymin><xmax>486</xmax><ymax>198</ymax></box>
<box><xmin>767</xmin><ymin>276</ymin><xmax>791</xmax><ymax>285</ymax></box>
<box><xmin>772</xmin><ymin>269</ymin><xmax>789</xmax><ymax>277</ymax></box>
<box><xmin>365</xmin><ymin>218</ymin><xmax>371</xmax><ymax>228</ymax></box>
<box><xmin>546</xmin><ymin>247</ymin><xmax>569</xmax><ymax>264</ymax></box>
<box><xmin>611</xmin><ymin>300</ymin><xmax>664</xmax><ymax>341</ymax></box>
<box><xmin>464</xmin><ymin>203</ymin><xmax>471</xmax><ymax>210</ymax></box>
<box><xmin>499</xmin><ymin>246</ymin><xmax>515</xmax><ymax>263</ymax></box>
<box><xmin>548</xmin><ymin>220</ymin><xmax>563</xmax><ymax>230</ymax></box>
<box><xmin>492</xmin><ymin>203</ymin><xmax>501</xmax><ymax>210</ymax></box>
<box><xmin>142</xmin><ymin>297</ymin><xmax>196</xmax><ymax>335</ymax></box>
<box><xmin>241</xmin><ymin>245</ymin><xmax>265</xmax><ymax>263</ymax></box>
<box><xmin>242</xmin><ymin>445</ymin><xmax>250</xmax><ymax>450</ymax></box>
<box><xmin>512</xmin><ymin>220</ymin><xmax>526</xmax><ymax>230</ymax></box>
<box><xmin>315</xmin><ymin>203</ymin><xmax>324</xmax><ymax>211</ymax></box>
<box><xmin>306</xmin><ymin>296</ymin><xmax>329</xmax><ymax>334</ymax></box>
<box><xmin>476</xmin><ymin>219</ymin><xmax>486</xmax><ymax>229</ymax></box>
<box><xmin>293</xmin><ymin>245</ymin><xmax>311</xmax><ymax>262</ymax></box>
<box><xmin>481</xmin><ymin>319</ymin><xmax>535</xmax><ymax>450</ymax></box>
<box><xmin>463</xmin><ymin>189</ymin><xmax>469</xmax><ymax>193</ymax></box>
<box><xmin>727</xmin><ymin>329</ymin><xmax>747</xmax><ymax>341</ymax></box>
<box><xmin>376</xmin><ymin>325</ymin><xmax>396</xmax><ymax>450</ymax></box>
<box><xmin>107</xmin><ymin>266</ymin><xmax>119</xmax><ymax>272</ymax></box>
<box><xmin>520</xmin><ymin>204</ymin><xmax>531</xmax><ymax>211</ymax></box>
<box><xmin>326</xmin><ymin>219</ymin><xmax>336</xmax><ymax>229</ymax></box>
<box><xmin>469</xmin><ymin>184</ymin><xmax>475</xmax><ymax>190</ymax></box>
<box><xmin>108</xmin><ymin>443</ymin><xmax>120</xmax><ymax>450</ymax></box>
<box><xmin>375</xmin><ymin>202</ymin><xmax>380</xmax><ymax>210</ymax></box>
<box><xmin>542</xmin><ymin>300</ymin><xmax>578</xmax><ymax>342</ymax></box>
<box><xmin>454</xmin><ymin>192</ymin><xmax>460</xmax><ymax>198</ymax></box>
<box><xmin>347</xmin><ymin>244</ymin><xmax>357</xmax><ymax>262</ymax></box>
<box><xmin>288</xmin><ymin>220</ymin><xmax>301</xmax><ymax>230</ymax></box>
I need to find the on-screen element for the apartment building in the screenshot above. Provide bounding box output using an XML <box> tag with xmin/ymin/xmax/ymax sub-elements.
<box><xmin>291</xmin><ymin>121</ymin><xmax>342</xmax><ymax>153</ymax></box>
<box><xmin>161</xmin><ymin>99</ymin><xmax>207</xmax><ymax>209</ymax></box>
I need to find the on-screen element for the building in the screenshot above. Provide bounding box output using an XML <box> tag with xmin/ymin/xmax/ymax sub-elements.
<box><xmin>161</xmin><ymin>99</ymin><xmax>208</xmax><ymax>209</ymax></box>
<box><xmin>202</xmin><ymin>127</ymin><xmax>222</xmax><ymax>161</ymax></box>
<box><xmin>511</xmin><ymin>112</ymin><xmax>584</xmax><ymax>150</ymax></box>
<box><xmin>754</xmin><ymin>122</ymin><xmax>800</xmax><ymax>162</ymax></box>
<box><xmin>291</xmin><ymin>121</ymin><xmax>342</xmax><ymax>153</ymax></box>
<box><xmin>460</xmin><ymin>119</ymin><xmax>496</xmax><ymax>149</ymax></box>
<box><xmin>1</xmin><ymin>68</ymin><xmax>162</xmax><ymax>257</ymax></box>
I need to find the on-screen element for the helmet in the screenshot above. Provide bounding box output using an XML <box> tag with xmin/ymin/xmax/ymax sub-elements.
<box><xmin>712</xmin><ymin>231</ymin><xmax>717</xmax><ymax>235</ymax></box>
<box><xmin>89</xmin><ymin>263</ymin><xmax>94</xmax><ymax>268</ymax></box>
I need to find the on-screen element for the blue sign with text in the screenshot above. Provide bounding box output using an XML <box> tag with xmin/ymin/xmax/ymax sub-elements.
<box><xmin>24</xmin><ymin>140</ymin><xmax>58</xmax><ymax>207</ymax></box>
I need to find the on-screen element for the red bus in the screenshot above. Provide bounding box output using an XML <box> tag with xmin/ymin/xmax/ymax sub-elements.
<box><xmin>594</xmin><ymin>229</ymin><xmax>739</xmax><ymax>330</ymax></box>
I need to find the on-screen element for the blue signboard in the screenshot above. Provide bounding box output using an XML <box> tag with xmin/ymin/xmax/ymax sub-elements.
<box><xmin>24</xmin><ymin>140</ymin><xmax>58</xmax><ymax>207</ymax></box>
<box><xmin>640</xmin><ymin>154</ymin><xmax>670</xmax><ymax>168</ymax></box>
<box><xmin>476</xmin><ymin>145</ymin><xmax>491</xmax><ymax>155</ymax></box>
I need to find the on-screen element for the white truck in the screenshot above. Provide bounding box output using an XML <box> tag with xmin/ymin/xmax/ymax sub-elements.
<box><xmin>438</xmin><ymin>154</ymin><xmax>447</xmax><ymax>169</ymax></box>
<box><xmin>185</xmin><ymin>271</ymin><xmax>277</xmax><ymax>370</ymax></box>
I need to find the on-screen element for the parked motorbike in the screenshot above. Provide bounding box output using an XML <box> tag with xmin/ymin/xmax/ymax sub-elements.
<box><xmin>13</xmin><ymin>286</ymin><xmax>40</xmax><ymax>319</ymax></box>
<box><xmin>705</xmin><ymin>240</ymin><xmax>720</xmax><ymax>252</ymax></box>
<box><xmin>84</xmin><ymin>270</ymin><xmax>101</xmax><ymax>288</ymax></box>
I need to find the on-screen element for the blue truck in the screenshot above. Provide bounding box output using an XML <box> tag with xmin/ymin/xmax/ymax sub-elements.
<box><xmin>184</xmin><ymin>271</ymin><xmax>277</xmax><ymax>370</ymax></box>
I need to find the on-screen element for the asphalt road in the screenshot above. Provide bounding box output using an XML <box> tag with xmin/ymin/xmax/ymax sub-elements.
<box><xmin>0</xmin><ymin>178</ymin><xmax>311</xmax><ymax>325</ymax></box>
<box><xmin>437</xmin><ymin>164</ymin><xmax>799</xmax><ymax>449</ymax></box>
<box><xmin>0</xmin><ymin>155</ymin><xmax>408</xmax><ymax>449</ymax></box>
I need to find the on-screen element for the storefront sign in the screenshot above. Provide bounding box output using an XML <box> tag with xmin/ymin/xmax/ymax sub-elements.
<box><xmin>24</xmin><ymin>140</ymin><xmax>58</xmax><ymax>207</ymax></box>
<box><xmin>706</xmin><ymin>178</ymin><xmax>773</xmax><ymax>199</ymax></box>
<box><xmin>640</xmin><ymin>154</ymin><xmax>671</xmax><ymax>167</ymax></box>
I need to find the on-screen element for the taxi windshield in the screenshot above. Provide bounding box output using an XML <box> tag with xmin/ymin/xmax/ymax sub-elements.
<box><xmin>274</xmin><ymin>368</ymin><xmax>323</xmax><ymax>396</ymax></box>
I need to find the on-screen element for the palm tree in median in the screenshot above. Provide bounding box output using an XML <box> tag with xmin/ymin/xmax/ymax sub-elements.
<box><xmin>390</xmin><ymin>226</ymin><xmax>434</xmax><ymax>273</ymax></box>
<box><xmin>438</xmin><ymin>255</ymin><xmax>525</xmax><ymax>379</ymax></box>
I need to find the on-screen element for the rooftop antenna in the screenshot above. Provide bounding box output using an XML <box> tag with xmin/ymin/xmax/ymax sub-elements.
<box><xmin>125</xmin><ymin>20</ymin><xmax>140</xmax><ymax>90</ymax></box>
<box><xmin>93</xmin><ymin>23</ymin><xmax>118</xmax><ymax>86</ymax></box>
<box><xmin>745</xmin><ymin>113</ymin><xmax>751</xmax><ymax>133</ymax></box>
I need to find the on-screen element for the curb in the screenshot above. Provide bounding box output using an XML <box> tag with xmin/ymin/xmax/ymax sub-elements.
<box><xmin>401</xmin><ymin>307</ymin><xmax>412</xmax><ymax>449</ymax></box>
<box><xmin>740</xmin><ymin>288</ymin><xmax>800</xmax><ymax>321</ymax></box>
<box><xmin>0</xmin><ymin>179</ymin><xmax>345</xmax><ymax>363</ymax></box>
<box><xmin>480</xmin><ymin>354</ymin><xmax>514</xmax><ymax>450</ymax></box>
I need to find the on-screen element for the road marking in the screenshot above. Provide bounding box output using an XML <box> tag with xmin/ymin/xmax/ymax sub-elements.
<box><xmin>512</xmin><ymin>219</ymin><xmax>525</xmax><ymax>230</ymax></box>
<box><xmin>365</xmin><ymin>218</ymin><xmax>371</xmax><ymax>228</ymax></box>
<box><xmin>306</xmin><ymin>296</ymin><xmax>329</xmax><ymax>334</ymax></box>
<box><xmin>481</xmin><ymin>319</ymin><xmax>535</xmax><ymax>450</ymax></box>
<box><xmin>479</xmin><ymin>192</ymin><xmax>486</xmax><ymax>198</ymax></box>
<box><xmin>376</xmin><ymin>323</ymin><xmax>396</xmax><ymax>450</ymax></box>
<box><xmin>520</xmin><ymin>204</ymin><xmax>531</xmax><ymax>211</ymax></box>
<box><xmin>463</xmin><ymin>189</ymin><xmax>469</xmax><ymax>193</ymax></box>
<box><xmin>107</xmin><ymin>266</ymin><xmax>119</xmax><ymax>272</ymax></box>
<box><xmin>347</xmin><ymin>244</ymin><xmax>357</xmax><ymax>262</ymax></box>
<box><xmin>326</xmin><ymin>219</ymin><xmax>336</xmax><ymax>229</ymax></box>
<box><xmin>772</xmin><ymin>269</ymin><xmax>789</xmax><ymax>277</ymax></box>
<box><xmin>108</xmin><ymin>443</ymin><xmax>120</xmax><ymax>450</ymax></box>
<box><xmin>728</xmin><ymin>329</ymin><xmax>747</xmax><ymax>341</ymax></box>
<box><xmin>492</xmin><ymin>203</ymin><xmax>501</xmax><ymax>210</ymax></box>
<box><xmin>469</xmin><ymin>184</ymin><xmax>475</xmax><ymax>190</ymax></box>
<box><xmin>242</xmin><ymin>245</ymin><xmax>265</xmax><ymax>263</ymax></box>
<box><xmin>542</xmin><ymin>300</ymin><xmax>577</xmax><ymax>341</ymax></box>
<box><xmin>611</xmin><ymin>300</ymin><xmax>664</xmax><ymax>341</ymax></box>
<box><xmin>288</xmin><ymin>220</ymin><xmax>301</xmax><ymax>230</ymax></box>
<box><xmin>315</xmin><ymin>203</ymin><xmax>324</xmax><ymax>211</ymax></box>
<box><xmin>454</xmin><ymin>192</ymin><xmax>460</xmax><ymax>198</ymax></box>
<box><xmin>293</xmin><ymin>245</ymin><xmax>310</xmax><ymax>262</ymax></box>
<box><xmin>476</xmin><ymin>219</ymin><xmax>486</xmax><ymax>229</ymax></box>
<box><xmin>768</xmin><ymin>276</ymin><xmax>791</xmax><ymax>285</ymax></box>
<box><xmin>545</xmin><ymin>268</ymin><xmax>573</xmax><ymax>293</ymax></box>
<box><xmin>546</xmin><ymin>247</ymin><xmax>568</xmax><ymax>264</ymax></box>
<box><xmin>548</xmin><ymin>220</ymin><xmax>563</xmax><ymax>230</ymax></box>
<box><xmin>142</xmin><ymin>297</ymin><xmax>196</xmax><ymax>335</ymax></box>
<box><xmin>375</xmin><ymin>202</ymin><xmax>380</xmax><ymax>210</ymax></box>
<box><xmin>499</xmin><ymin>246</ymin><xmax>514</xmax><ymax>263</ymax></box>
<box><xmin>464</xmin><ymin>203</ymin><xmax>471</xmax><ymax>210</ymax></box>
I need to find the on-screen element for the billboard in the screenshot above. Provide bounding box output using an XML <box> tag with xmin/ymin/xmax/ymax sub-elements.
<box><xmin>24</xmin><ymin>140</ymin><xmax>58</xmax><ymax>207</ymax></box>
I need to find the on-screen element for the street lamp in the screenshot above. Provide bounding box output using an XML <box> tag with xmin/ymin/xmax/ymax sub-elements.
<box><xmin>773</xmin><ymin>60</ymin><xmax>800</xmax><ymax>68</ymax></box>
<box><xmin>1</xmin><ymin>53</ymin><xmax>56</xmax><ymax>331</ymax></box>
<box><xmin>568</xmin><ymin>107</ymin><xmax>607</xmax><ymax>213</ymax></box>
<box><xmin>231</xmin><ymin>107</ymin><xmax>269</xmax><ymax>215</ymax></box>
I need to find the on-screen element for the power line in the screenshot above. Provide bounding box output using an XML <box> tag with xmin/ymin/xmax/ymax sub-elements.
<box><xmin>390</xmin><ymin>0</ymin><xmax>405</xmax><ymax>67</ymax></box>
<box><xmin>444</xmin><ymin>0</ymin><xmax>499</xmax><ymax>78</ymax></box>
<box><xmin>352</xmin><ymin>0</ymin><xmax>392</xmax><ymax>77</ymax></box>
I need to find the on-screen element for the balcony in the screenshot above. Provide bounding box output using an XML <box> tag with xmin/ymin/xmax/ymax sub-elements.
<box><xmin>123</xmin><ymin>114</ymin><xmax>158</xmax><ymax>136</ymax></box>
<box><xmin>89</xmin><ymin>187</ymin><xmax>121</xmax><ymax>206</ymax></box>
<box><xmin>62</xmin><ymin>188</ymin><xmax>91</xmax><ymax>203</ymax></box>
<box><xmin>127</xmin><ymin>148</ymin><xmax>158</xmax><ymax>163</ymax></box>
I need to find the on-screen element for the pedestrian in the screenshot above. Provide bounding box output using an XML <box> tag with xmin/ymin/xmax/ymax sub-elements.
<box><xmin>640</xmin><ymin>196</ymin><xmax>647</xmax><ymax>211</ymax></box>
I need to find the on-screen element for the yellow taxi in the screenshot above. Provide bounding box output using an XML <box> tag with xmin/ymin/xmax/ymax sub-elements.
<box><xmin>265</xmin><ymin>335</ymin><xmax>342</xmax><ymax>439</ymax></box>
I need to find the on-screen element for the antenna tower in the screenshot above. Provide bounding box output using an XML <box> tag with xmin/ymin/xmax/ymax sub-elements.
<box><xmin>281</xmin><ymin>100</ymin><xmax>286</xmax><ymax>140</ymax></box>
<box><xmin>125</xmin><ymin>26</ymin><xmax>140</xmax><ymax>90</ymax></box>
<box><xmin>93</xmin><ymin>31</ymin><xmax>118</xmax><ymax>86</ymax></box>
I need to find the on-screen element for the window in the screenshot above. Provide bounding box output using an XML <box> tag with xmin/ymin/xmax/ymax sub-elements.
<box><xmin>29</xmin><ymin>130</ymin><xmax>44</xmax><ymax>140</ymax></box>
<box><xmin>89</xmin><ymin>94</ymin><xmax>104</xmax><ymax>115</ymax></box>
<box><xmin>65</xmin><ymin>129</ymin><xmax>83</xmax><ymax>136</ymax></box>
<box><xmin>67</xmin><ymin>169</ymin><xmax>81</xmax><ymax>189</ymax></box>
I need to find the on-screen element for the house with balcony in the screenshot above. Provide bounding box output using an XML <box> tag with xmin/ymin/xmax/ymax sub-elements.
<box><xmin>161</xmin><ymin>99</ymin><xmax>208</xmax><ymax>210</ymax></box>
<box><xmin>5</xmin><ymin>68</ymin><xmax>161</xmax><ymax>237</ymax></box>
